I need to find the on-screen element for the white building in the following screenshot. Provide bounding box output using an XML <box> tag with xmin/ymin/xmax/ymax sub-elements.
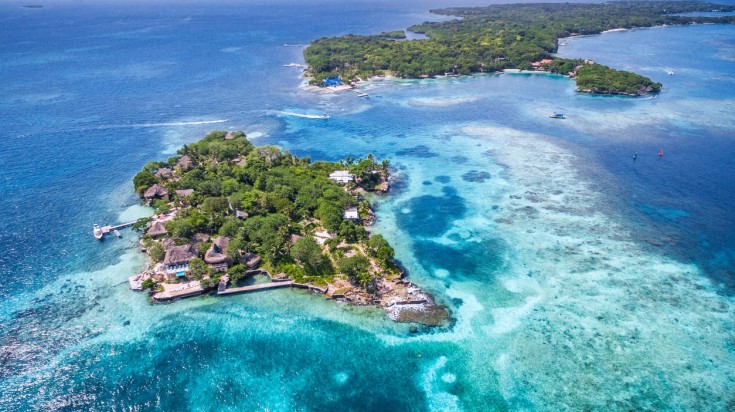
<box><xmin>343</xmin><ymin>207</ymin><xmax>359</xmax><ymax>220</ymax></box>
<box><xmin>329</xmin><ymin>170</ymin><xmax>354</xmax><ymax>183</ymax></box>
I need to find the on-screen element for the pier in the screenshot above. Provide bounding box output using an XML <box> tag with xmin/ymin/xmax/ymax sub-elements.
<box><xmin>217</xmin><ymin>281</ymin><xmax>294</xmax><ymax>295</ymax></box>
<box><xmin>93</xmin><ymin>221</ymin><xmax>138</xmax><ymax>239</ymax></box>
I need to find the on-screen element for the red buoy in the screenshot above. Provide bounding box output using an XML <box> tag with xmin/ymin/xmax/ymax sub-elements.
<box><xmin>658</xmin><ymin>149</ymin><xmax>664</xmax><ymax>157</ymax></box>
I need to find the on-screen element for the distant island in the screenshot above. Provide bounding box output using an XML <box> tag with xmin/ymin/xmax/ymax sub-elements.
<box><xmin>130</xmin><ymin>131</ymin><xmax>448</xmax><ymax>326</ymax></box>
<box><xmin>304</xmin><ymin>1</ymin><xmax>735</xmax><ymax>96</ymax></box>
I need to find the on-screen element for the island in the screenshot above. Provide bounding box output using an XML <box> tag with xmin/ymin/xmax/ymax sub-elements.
<box><xmin>304</xmin><ymin>1</ymin><xmax>735</xmax><ymax>96</ymax></box>
<box><xmin>130</xmin><ymin>130</ymin><xmax>448</xmax><ymax>326</ymax></box>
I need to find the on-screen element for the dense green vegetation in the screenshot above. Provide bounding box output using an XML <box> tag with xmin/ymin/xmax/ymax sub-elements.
<box><xmin>304</xmin><ymin>1</ymin><xmax>734</xmax><ymax>95</ymax></box>
<box><xmin>134</xmin><ymin>130</ymin><xmax>397</xmax><ymax>288</ymax></box>
<box><xmin>575</xmin><ymin>63</ymin><xmax>661</xmax><ymax>95</ymax></box>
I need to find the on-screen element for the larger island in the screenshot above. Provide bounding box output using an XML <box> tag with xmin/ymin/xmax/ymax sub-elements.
<box><xmin>130</xmin><ymin>131</ymin><xmax>448</xmax><ymax>326</ymax></box>
<box><xmin>304</xmin><ymin>1</ymin><xmax>735</xmax><ymax>96</ymax></box>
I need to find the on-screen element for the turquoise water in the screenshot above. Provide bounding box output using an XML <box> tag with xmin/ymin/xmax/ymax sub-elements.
<box><xmin>1</xmin><ymin>2</ymin><xmax>734</xmax><ymax>410</ymax></box>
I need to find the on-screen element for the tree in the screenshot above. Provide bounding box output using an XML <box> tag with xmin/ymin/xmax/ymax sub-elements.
<box><xmin>188</xmin><ymin>257</ymin><xmax>209</xmax><ymax>279</ymax></box>
<box><xmin>149</xmin><ymin>242</ymin><xmax>165</xmax><ymax>263</ymax></box>
<box><xmin>132</xmin><ymin>217</ymin><xmax>150</xmax><ymax>231</ymax></box>
<box><xmin>141</xmin><ymin>278</ymin><xmax>157</xmax><ymax>290</ymax></box>
<box><xmin>339</xmin><ymin>220</ymin><xmax>358</xmax><ymax>243</ymax></box>
<box><xmin>133</xmin><ymin>170</ymin><xmax>156</xmax><ymax>194</ymax></box>
<box><xmin>243</xmin><ymin>213</ymin><xmax>290</xmax><ymax>261</ymax></box>
<box><xmin>291</xmin><ymin>236</ymin><xmax>327</xmax><ymax>274</ymax></box>
<box><xmin>228</xmin><ymin>264</ymin><xmax>248</xmax><ymax>284</ymax></box>
<box><xmin>338</xmin><ymin>255</ymin><xmax>370</xmax><ymax>278</ymax></box>
<box><xmin>316</xmin><ymin>202</ymin><xmax>343</xmax><ymax>233</ymax></box>
<box><xmin>367</xmin><ymin>234</ymin><xmax>394</xmax><ymax>264</ymax></box>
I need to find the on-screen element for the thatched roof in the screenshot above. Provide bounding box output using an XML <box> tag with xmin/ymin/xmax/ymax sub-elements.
<box><xmin>146</xmin><ymin>220</ymin><xmax>168</xmax><ymax>237</ymax></box>
<box><xmin>163</xmin><ymin>244</ymin><xmax>198</xmax><ymax>266</ymax></box>
<box><xmin>143</xmin><ymin>184</ymin><xmax>169</xmax><ymax>199</ymax></box>
<box><xmin>175</xmin><ymin>155</ymin><xmax>191</xmax><ymax>170</ymax></box>
<box><xmin>155</xmin><ymin>168</ymin><xmax>172</xmax><ymax>178</ymax></box>
<box><xmin>175</xmin><ymin>189</ymin><xmax>194</xmax><ymax>197</ymax></box>
<box><xmin>242</xmin><ymin>252</ymin><xmax>262</xmax><ymax>268</ymax></box>
<box><xmin>204</xmin><ymin>236</ymin><xmax>230</xmax><ymax>264</ymax></box>
<box><xmin>192</xmin><ymin>233</ymin><xmax>210</xmax><ymax>243</ymax></box>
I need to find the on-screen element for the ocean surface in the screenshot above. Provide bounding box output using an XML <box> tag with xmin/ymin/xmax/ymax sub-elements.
<box><xmin>1</xmin><ymin>1</ymin><xmax>734</xmax><ymax>410</ymax></box>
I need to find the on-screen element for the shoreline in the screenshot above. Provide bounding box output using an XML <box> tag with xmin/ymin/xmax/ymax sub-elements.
<box><xmin>301</xmin><ymin>21</ymin><xmax>732</xmax><ymax>97</ymax></box>
<box><xmin>129</xmin><ymin>138</ymin><xmax>450</xmax><ymax>327</ymax></box>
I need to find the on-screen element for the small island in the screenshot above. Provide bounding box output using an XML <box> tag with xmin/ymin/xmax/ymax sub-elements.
<box><xmin>304</xmin><ymin>1</ymin><xmax>735</xmax><ymax>96</ymax></box>
<box><xmin>130</xmin><ymin>131</ymin><xmax>448</xmax><ymax>326</ymax></box>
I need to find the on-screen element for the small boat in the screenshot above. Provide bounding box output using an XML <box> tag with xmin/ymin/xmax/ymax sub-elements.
<box><xmin>113</xmin><ymin>229</ymin><xmax>122</xmax><ymax>238</ymax></box>
<box><xmin>665</xmin><ymin>67</ymin><xmax>674</xmax><ymax>75</ymax></box>
<box><xmin>549</xmin><ymin>112</ymin><xmax>566</xmax><ymax>119</ymax></box>
<box><xmin>93</xmin><ymin>224</ymin><xmax>103</xmax><ymax>240</ymax></box>
<box><xmin>658</xmin><ymin>149</ymin><xmax>664</xmax><ymax>157</ymax></box>
<box><xmin>283</xmin><ymin>63</ymin><xmax>304</xmax><ymax>68</ymax></box>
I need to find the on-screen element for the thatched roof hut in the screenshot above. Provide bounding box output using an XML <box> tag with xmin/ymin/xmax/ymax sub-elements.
<box><xmin>204</xmin><ymin>236</ymin><xmax>230</xmax><ymax>264</ymax></box>
<box><xmin>143</xmin><ymin>184</ymin><xmax>169</xmax><ymax>200</ymax></box>
<box><xmin>163</xmin><ymin>244</ymin><xmax>198</xmax><ymax>266</ymax></box>
<box><xmin>242</xmin><ymin>252</ymin><xmax>262</xmax><ymax>269</ymax></box>
<box><xmin>155</xmin><ymin>168</ymin><xmax>172</xmax><ymax>178</ymax></box>
<box><xmin>175</xmin><ymin>189</ymin><xmax>194</xmax><ymax>198</ymax></box>
<box><xmin>146</xmin><ymin>220</ymin><xmax>168</xmax><ymax>237</ymax></box>
<box><xmin>192</xmin><ymin>233</ymin><xmax>210</xmax><ymax>243</ymax></box>
<box><xmin>175</xmin><ymin>155</ymin><xmax>191</xmax><ymax>170</ymax></box>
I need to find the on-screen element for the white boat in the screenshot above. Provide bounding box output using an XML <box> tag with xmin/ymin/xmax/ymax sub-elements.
<box><xmin>93</xmin><ymin>224</ymin><xmax>103</xmax><ymax>240</ymax></box>
<box><xmin>113</xmin><ymin>229</ymin><xmax>122</xmax><ymax>237</ymax></box>
<box><xmin>665</xmin><ymin>67</ymin><xmax>674</xmax><ymax>75</ymax></box>
<box><xmin>549</xmin><ymin>112</ymin><xmax>566</xmax><ymax>119</ymax></box>
<box><xmin>283</xmin><ymin>63</ymin><xmax>304</xmax><ymax>68</ymax></box>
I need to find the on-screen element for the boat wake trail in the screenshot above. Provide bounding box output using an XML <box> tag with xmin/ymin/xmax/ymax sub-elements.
<box><xmin>130</xmin><ymin>119</ymin><xmax>229</xmax><ymax>127</ymax></box>
<box><xmin>273</xmin><ymin>111</ymin><xmax>330</xmax><ymax>119</ymax></box>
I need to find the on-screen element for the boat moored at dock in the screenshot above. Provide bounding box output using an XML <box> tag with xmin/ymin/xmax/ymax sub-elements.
<box><xmin>93</xmin><ymin>224</ymin><xmax>103</xmax><ymax>240</ymax></box>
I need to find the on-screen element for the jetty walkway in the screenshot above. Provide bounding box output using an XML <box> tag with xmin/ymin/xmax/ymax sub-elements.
<box><xmin>94</xmin><ymin>221</ymin><xmax>137</xmax><ymax>239</ymax></box>
<box><xmin>217</xmin><ymin>280</ymin><xmax>294</xmax><ymax>295</ymax></box>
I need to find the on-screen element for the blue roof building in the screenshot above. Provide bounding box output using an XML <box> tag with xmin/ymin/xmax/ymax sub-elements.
<box><xmin>324</xmin><ymin>77</ymin><xmax>343</xmax><ymax>87</ymax></box>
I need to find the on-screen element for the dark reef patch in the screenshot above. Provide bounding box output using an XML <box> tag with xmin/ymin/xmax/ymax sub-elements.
<box><xmin>461</xmin><ymin>170</ymin><xmax>491</xmax><ymax>183</ymax></box>
<box><xmin>396</xmin><ymin>145</ymin><xmax>439</xmax><ymax>158</ymax></box>
<box><xmin>396</xmin><ymin>187</ymin><xmax>467</xmax><ymax>237</ymax></box>
<box><xmin>413</xmin><ymin>238</ymin><xmax>504</xmax><ymax>281</ymax></box>
<box><xmin>434</xmin><ymin>175</ymin><xmax>451</xmax><ymax>184</ymax></box>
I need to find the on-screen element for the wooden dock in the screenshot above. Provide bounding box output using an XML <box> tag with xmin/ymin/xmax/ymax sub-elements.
<box><xmin>217</xmin><ymin>281</ymin><xmax>294</xmax><ymax>295</ymax></box>
<box><xmin>94</xmin><ymin>220</ymin><xmax>138</xmax><ymax>239</ymax></box>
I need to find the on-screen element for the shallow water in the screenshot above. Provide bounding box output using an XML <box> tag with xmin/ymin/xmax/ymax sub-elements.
<box><xmin>1</xmin><ymin>1</ymin><xmax>734</xmax><ymax>410</ymax></box>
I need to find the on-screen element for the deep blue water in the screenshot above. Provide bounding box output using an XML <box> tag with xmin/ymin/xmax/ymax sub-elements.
<box><xmin>1</xmin><ymin>1</ymin><xmax>734</xmax><ymax>410</ymax></box>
